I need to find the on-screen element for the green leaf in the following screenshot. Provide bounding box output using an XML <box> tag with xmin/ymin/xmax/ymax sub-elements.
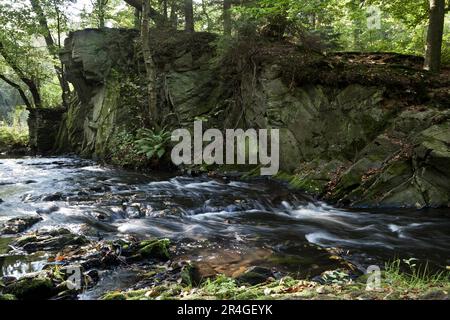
<box><xmin>146</xmin><ymin>150</ymin><xmax>155</xmax><ymax>159</ymax></box>
<box><xmin>157</xmin><ymin>148</ymin><xmax>165</xmax><ymax>159</ymax></box>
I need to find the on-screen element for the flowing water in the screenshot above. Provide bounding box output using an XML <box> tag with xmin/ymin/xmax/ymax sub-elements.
<box><xmin>1</xmin><ymin>157</ymin><xmax>449</xmax><ymax>298</ymax></box>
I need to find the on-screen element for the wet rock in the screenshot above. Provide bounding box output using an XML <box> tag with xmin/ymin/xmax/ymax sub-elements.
<box><xmin>0</xmin><ymin>216</ymin><xmax>43</xmax><ymax>235</ymax></box>
<box><xmin>77</xmin><ymin>242</ymin><xmax>125</xmax><ymax>269</ymax></box>
<box><xmin>91</xmin><ymin>208</ymin><xmax>125</xmax><ymax>222</ymax></box>
<box><xmin>85</xmin><ymin>269</ymin><xmax>100</xmax><ymax>285</ymax></box>
<box><xmin>13</xmin><ymin>229</ymin><xmax>89</xmax><ymax>253</ymax></box>
<box><xmin>0</xmin><ymin>198</ymin><xmax>3</xmax><ymax>204</ymax></box>
<box><xmin>36</xmin><ymin>205</ymin><xmax>60</xmax><ymax>215</ymax></box>
<box><xmin>80</xmin><ymin>257</ymin><xmax>102</xmax><ymax>270</ymax></box>
<box><xmin>235</xmin><ymin>266</ymin><xmax>274</xmax><ymax>285</ymax></box>
<box><xmin>125</xmin><ymin>205</ymin><xmax>144</xmax><ymax>219</ymax></box>
<box><xmin>89</xmin><ymin>185</ymin><xmax>112</xmax><ymax>193</ymax></box>
<box><xmin>41</xmin><ymin>193</ymin><xmax>64</xmax><ymax>202</ymax></box>
<box><xmin>1</xmin><ymin>276</ymin><xmax>17</xmax><ymax>286</ymax></box>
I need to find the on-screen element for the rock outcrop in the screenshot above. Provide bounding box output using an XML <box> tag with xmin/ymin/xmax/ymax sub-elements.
<box><xmin>55</xmin><ymin>28</ymin><xmax>450</xmax><ymax>209</ymax></box>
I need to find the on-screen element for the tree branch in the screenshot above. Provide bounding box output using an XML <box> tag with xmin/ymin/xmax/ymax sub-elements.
<box><xmin>0</xmin><ymin>74</ymin><xmax>33</xmax><ymax>110</ymax></box>
<box><xmin>30</xmin><ymin>0</ymin><xmax>70</xmax><ymax>107</ymax></box>
<box><xmin>0</xmin><ymin>41</ymin><xmax>42</xmax><ymax>108</ymax></box>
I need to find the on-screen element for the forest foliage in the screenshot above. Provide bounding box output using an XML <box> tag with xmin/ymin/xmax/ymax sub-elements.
<box><xmin>0</xmin><ymin>0</ymin><xmax>448</xmax><ymax>113</ymax></box>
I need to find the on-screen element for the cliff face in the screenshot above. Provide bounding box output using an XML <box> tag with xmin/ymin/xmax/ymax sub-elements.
<box><xmin>55</xmin><ymin>28</ymin><xmax>450</xmax><ymax>209</ymax></box>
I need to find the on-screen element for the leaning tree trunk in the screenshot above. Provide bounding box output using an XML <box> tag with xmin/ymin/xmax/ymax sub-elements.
<box><xmin>184</xmin><ymin>0</ymin><xmax>194</xmax><ymax>32</ymax></box>
<box><xmin>141</xmin><ymin>0</ymin><xmax>159</xmax><ymax>127</ymax></box>
<box><xmin>424</xmin><ymin>0</ymin><xmax>446</xmax><ymax>73</ymax></box>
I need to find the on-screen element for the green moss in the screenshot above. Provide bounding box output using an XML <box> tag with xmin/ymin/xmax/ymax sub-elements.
<box><xmin>275</xmin><ymin>172</ymin><xmax>323</xmax><ymax>194</ymax></box>
<box><xmin>138</xmin><ymin>239</ymin><xmax>171</xmax><ymax>260</ymax></box>
<box><xmin>4</xmin><ymin>277</ymin><xmax>54</xmax><ymax>300</ymax></box>
<box><xmin>0</xmin><ymin>294</ymin><xmax>17</xmax><ymax>301</ymax></box>
<box><xmin>102</xmin><ymin>291</ymin><xmax>127</xmax><ymax>300</ymax></box>
<box><xmin>0</xmin><ymin>238</ymin><xmax>13</xmax><ymax>255</ymax></box>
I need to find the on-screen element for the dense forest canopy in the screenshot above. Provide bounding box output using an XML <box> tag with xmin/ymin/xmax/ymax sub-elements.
<box><xmin>0</xmin><ymin>0</ymin><xmax>448</xmax><ymax>114</ymax></box>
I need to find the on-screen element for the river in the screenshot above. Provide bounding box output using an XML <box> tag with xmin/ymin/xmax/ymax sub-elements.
<box><xmin>1</xmin><ymin>157</ymin><xmax>449</xmax><ymax>299</ymax></box>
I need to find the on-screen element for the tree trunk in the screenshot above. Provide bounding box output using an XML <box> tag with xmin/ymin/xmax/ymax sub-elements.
<box><xmin>184</xmin><ymin>0</ymin><xmax>194</xmax><ymax>33</ymax></box>
<box><xmin>30</xmin><ymin>0</ymin><xmax>70</xmax><ymax>108</ymax></box>
<box><xmin>163</xmin><ymin>0</ymin><xmax>168</xmax><ymax>24</ymax></box>
<box><xmin>170</xmin><ymin>1</ymin><xmax>178</xmax><ymax>29</ymax></box>
<box><xmin>141</xmin><ymin>0</ymin><xmax>159</xmax><ymax>127</ymax></box>
<box><xmin>424</xmin><ymin>0</ymin><xmax>446</xmax><ymax>73</ymax></box>
<box><xmin>124</xmin><ymin>0</ymin><xmax>165</xmax><ymax>26</ymax></box>
<box><xmin>134</xmin><ymin>8</ymin><xmax>141</xmax><ymax>29</ymax></box>
<box><xmin>223</xmin><ymin>0</ymin><xmax>232</xmax><ymax>36</ymax></box>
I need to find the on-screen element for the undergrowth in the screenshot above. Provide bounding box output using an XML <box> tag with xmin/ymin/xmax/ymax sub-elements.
<box><xmin>0</xmin><ymin>126</ymin><xmax>28</xmax><ymax>151</ymax></box>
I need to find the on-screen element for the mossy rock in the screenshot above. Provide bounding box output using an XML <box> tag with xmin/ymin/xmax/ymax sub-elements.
<box><xmin>275</xmin><ymin>172</ymin><xmax>323</xmax><ymax>194</ymax></box>
<box><xmin>180</xmin><ymin>263</ymin><xmax>204</xmax><ymax>287</ymax></box>
<box><xmin>4</xmin><ymin>277</ymin><xmax>54</xmax><ymax>300</ymax></box>
<box><xmin>137</xmin><ymin>239</ymin><xmax>171</xmax><ymax>260</ymax></box>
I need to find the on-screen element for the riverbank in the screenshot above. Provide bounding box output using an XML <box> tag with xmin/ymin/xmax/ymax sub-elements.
<box><xmin>0</xmin><ymin>230</ymin><xmax>448</xmax><ymax>301</ymax></box>
<box><xmin>101</xmin><ymin>269</ymin><xmax>450</xmax><ymax>301</ymax></box>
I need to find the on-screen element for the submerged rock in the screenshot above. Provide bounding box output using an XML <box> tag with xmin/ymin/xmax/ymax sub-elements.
<box><xmin>41</xmin><ymin>193</ymin><xmax>65</xmax><ymax>202</ymax></box>
<box><xmin>235</xmin><ymin>266</ymin><xmax>274</xmax><ymax>285</ymax></box>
